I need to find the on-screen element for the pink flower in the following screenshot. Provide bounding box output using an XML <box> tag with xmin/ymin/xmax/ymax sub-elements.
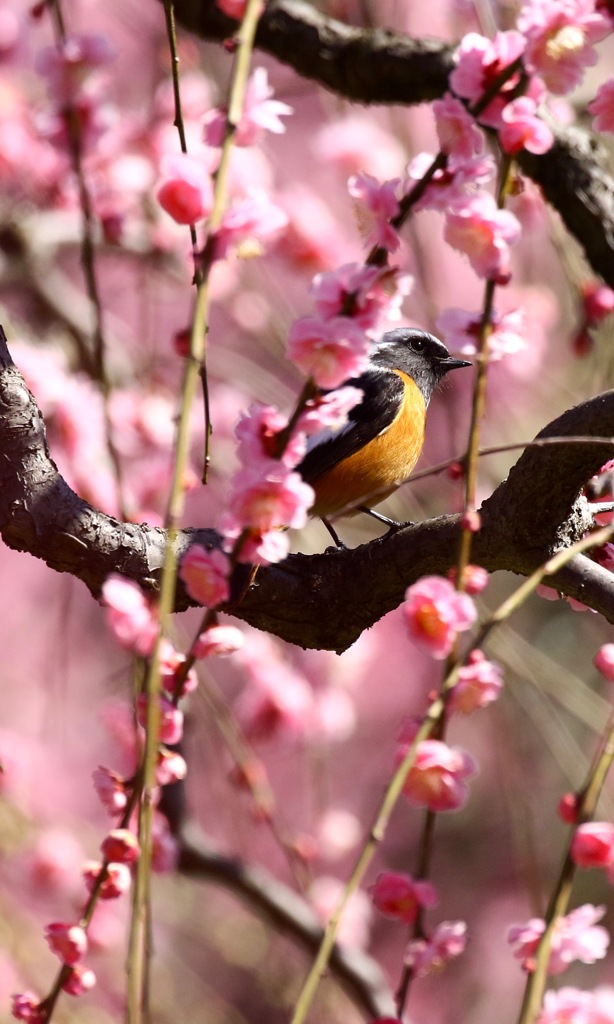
<box><xmin>571</xmin><ymin>821</ymin><xmax>614</xmax><ymax>868</ymax></box>
<box><xmin>157</xmin><ymin>153</ymin><xmax>213</xmax><ymax>225</ymax></box>
<box><xmin>448</xmin><ymin>651</ymin><xmax>504</xmax><ymax>715</ymax></box>
<box><xmin>310</xmin><ymin>263</ymin><xmax>412</xmax><ymax>332</ymax></box>
<box><xmin>223</xmin><ymin>526</ymin><xmax>291</xmax><ymax>565</ymax></box>
<box><xmin>594</xmin><ymin>644</ymin><xmax>614</xmax><ymax>681</ymax></box>
<box><xmin>179</xmin><ymin>545</ymin><xmax>231</xmax><ymax>607</ymax></box>
<box><xmin>92</xmin><ymin>765</ymin><xmax>128</xmax><ymax>816</ymax></box>
<box><xmin>518</xmin><ymin>0</ymin><xmax>611</xmax><ymax>95</ymax></box>
<box><xmin>538</xmin><ymin>986</ymin><xmax>614</xmax><ymax>1024</ymax></box>
<box><xmin>433</xmin><ymin>93</ymin><xmax>485</xmax><ymax>166</ymax></box>
<box><xmin>83</xmin><ymin>860</ymin><xmax>131</xmax><ymax>900</ymax></box>
<box><xmin>447</xmin><ymin>564</ymin><xmax>490</xmax><ymax>594</ymax></box>
<box><xmin>159</xmin><ymin>640</ymin><xmax>198</xmax><ymax>698</ymax></box>
<box><xmin>369</xmin><ymin>871</ymin><xmax>438</xmax><ymax>924</ymax></box>
<box><xmin>215</xmin><ymin>0</ymin><xmax>248</xmax><ymax>17</ymax></box>
<box><xmin>399</xmin><ymin>739</ymin><xmax>477</xmax><ymax>812</ymax></box>
<box><xmin>297</xmin><ymin>387</ymin><xmax>363</xmax><ymax>436</ymax></box>
<box><xmin>36</xmin><ymin>33</ymin><xmax>114</xmax><ymax>101</ymax></box>
<box><xmin>582</xmin><ymin>281</ymin><xmax>614</xmax><ymax>324</ymax></box>
<box><xmin>11</xmin><ymin>993</ymin><xmax>45</xmax><ymax>1022</ymax></box>
<box><xmin>213</xmin><ymin>190</ymin><xmax>288</xmax><ymax>259</ymax></box>
<box><xmin>193</xmin><ymin>624</ymin><xmax>244</xmax><ymax>658</ymax></box>
<box><xmin>406</xmin><ymin>151</ymin><xmax>496</xmax><ymax>213</ymax></box>
<box><xmin>499</xmin><ymin>97</ymin><xmax>554</xmax><ymax>154</ymax></box>
<box><xmin>404</xmin><ymin>576</ymin><xmax>477</xmax><ymax>659</ymax></box>
<box><xmin>347</xmin><ymin>172</ymin><xmax>401</xmax><ymax>252</ymax></box>
<box><xmin>136</xmin><ymin>694</ymin><xmax>184</xmax><ymax>745</ymax></box>
<box><xmin>45</xmin><ymin>922</ymin><xmax>88</xmax><ymax>966</ymax></box>
<box><xmin>157</xmin><ymin>748</ymin><xmax>188</xmax><ymax>786</ymax></box>
<box><xmin>450</xmin><ymin>31</ymin><xmax>526</xmax><ymax>127</ymax></box>
<box><xmin>444</xmin><ymin>194</ymin><xmax>521</xmax><ymax>283</ymax></box>
<box><xmin>203</xmin><ymin>67</ymin><xmax>292</xmax><ymax>147</ymax></box>
<box><xmin>589</xmin><ymin>78</ymin><xmax>614</xmax><ymax>133</ymax></box>
<box><xmin>61</xmin><ymin>964</ymin><xmax>96</xmax><ymax>997</ymax></box>
<box><xmin>100</xmin><ymin>828</ymin><xmax>140</xmax><ymax>865</ymax></box>
<box><xmin>508</xmin><ymin>904</ymin><xmax>609</xmax><ymax>975</ymax></box>
<box><xmin>101</xmin><ymin>574</ymin><xmax>158</xmax><ymax>657</ymax></box>
<box><xmin>288</xmin><ymin>315</ymin><xmax>372</xmax><ymax>388</ymax></box>
<box><xmin>226</xmin><ymin>464</ymin><xmax>314</xmax><ymax>532</ymax></box>
<box><xmin>437</xmin><ymin>306</ymin><xmax>527</xmax><ymax>361</ymax></box>
<box><xmin>235</xmin><ymin>403</ymin><xmax>306</xmax><ymax>469</ymax></box>
<box><xmin>405</xmin><ymin>920</ymin><xmax>468</xmax><ymax>977</ymax></box>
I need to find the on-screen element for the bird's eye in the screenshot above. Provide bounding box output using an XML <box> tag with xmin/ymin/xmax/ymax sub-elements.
<box><xmin>411</xmin><ymin>336</ymin><xmax>426</xmax><ymax>352</ymax></box>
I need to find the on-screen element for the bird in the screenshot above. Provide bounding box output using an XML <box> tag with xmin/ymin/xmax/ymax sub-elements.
<box><xmin>297</xmin><ymin>327</ymin><xmax>471</xmax><ymax>546</ymax></box>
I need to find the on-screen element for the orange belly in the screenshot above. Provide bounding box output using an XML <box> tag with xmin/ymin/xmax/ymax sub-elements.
<box><xmin>310</xmin><ymin>372</ymin><xmax>426</xmax><ymax>518</ymax></box>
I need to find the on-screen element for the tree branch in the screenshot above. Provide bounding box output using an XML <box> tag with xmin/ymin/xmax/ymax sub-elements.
<box><xmin>2</xmin><ymin>325</ymin><xmax>613</xmax><ymax>650</ymax></box>
<box><xmin>166</xmin><ymin>0</ymin><xmax>614</xmax><ymax>288</ymax></box>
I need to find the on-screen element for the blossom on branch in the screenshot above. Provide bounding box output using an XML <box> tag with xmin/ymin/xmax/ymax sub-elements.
<box><xmin>508</xmin><ymin>904</ymin><xmax>609</xmax><ymax>975</ymax></box>
<box><xmin>369</xmin><ymin>871</ymin><xmax>438</xmax><ymax>924</ymax></box>
<box><xmin>444</xmin><ymin>193</ymin><xmax>521</xmax><ymax>283</ymax></box>
<box><xmin>398</xmin><ymin>737</ymin><xmax>477</xmax><ymax>812</ymax></box>
<box><xmin>518</xmin><ymin>0</ymin><xmax>611</xmax><ymax>94</ymax></box>
<box><xmin>404</xmin><ymin>576</ymin><xmax>477</xmax><ymax>659</ymax></box>
<box><xmin>405</xmin><ymin>920</ymin><xmax>468</xmax><ymax>977</ymax></box>
<box><xmin>203</xmin><ymin>67</ymin><xmax>292</xmax><ymax>147</ymax></box>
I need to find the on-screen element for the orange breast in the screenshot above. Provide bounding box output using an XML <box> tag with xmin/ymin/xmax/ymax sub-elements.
<box><xmin>310</xmin><ymin>371</ymin><xmax>426</xmax><ymax>518</ymax></box>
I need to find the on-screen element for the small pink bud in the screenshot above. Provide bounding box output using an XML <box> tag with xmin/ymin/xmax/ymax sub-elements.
<box><xmin>594</xmin><ymin>644</ymin><xmax>614</xmax><ymax>682</ymax></box>
<box><xmin>45</xmin><ymin>922</ymin><xmax>88</xmax><ymax>965</ymax></box>
<box><xmin>83</xmin><ymin>860</ymin><xmax>131</xmax><ymax>899</ymax></box>
<box><xmin>100</xmin><ymin>828</ymin><xmax>140</xmax><ymax>865</ymax></box>
<box><xmin>571</xmin><ymin>822</ymin><xmax>614</xmax><ymax>868</ymax></box>
<box><xmin>460</xmin><ymin>509</ymin><xmax>481</xmax><ymax>533</ymax></box>
<box><xmin>11</xmin><ymin>992</ymin><xmax>44</xmax><ymax>1022</ymax></box>
<box><xmin>61</xmin><ymin>964</ymin><xmax>96</xmax><ymax>996</ymax></box>
<box><xmin>157</xmin><ymin>748</ymin><xmax>188</xmax><ymax>786</ymax></box>
<box><xmin>558</xmin><ymin>792</ymin><xmax>579</xmax><ymax>824</ymax></box>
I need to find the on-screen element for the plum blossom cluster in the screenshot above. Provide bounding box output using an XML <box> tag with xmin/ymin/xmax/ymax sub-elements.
<box><xmin>12</xmin><ymin>828</ymin><xmax>140</xmax><ymax>1019</ymax></box>
<box><xmin>537</xmin><ymin>986</ymin><xmax>614</xmax><ymax>1024</ymax></box>
<box><xmin>437</xmin><ymin>307</ymin><xmax>527</xmax><ymax>362</ymax></box>
<box><xmin>508</xmin><ymin>904</ymin><xmax>609</xmax><ymax>975</ymax></box>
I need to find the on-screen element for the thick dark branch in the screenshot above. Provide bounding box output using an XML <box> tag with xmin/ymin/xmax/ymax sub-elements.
<box><xmin>2</xmin><ymin>325</ymin><xmax>614</xmax><ymax>650</ymax></box>
<box><xmin>168</xmin><ymin>0</ymin><xmax>614</xmax><ymax>287</ymax></box>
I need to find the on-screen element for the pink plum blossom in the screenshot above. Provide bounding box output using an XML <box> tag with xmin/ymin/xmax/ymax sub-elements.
<box><xmin>92</xmin><ymin>766</ymin><xmax>129</xmax><ymax>816</ymax></box>
<box><xmin>193</xmin><ymin>624</ymin><xmax>244</xmax><ymax>658</ymax></box>
<box><xmin>136</xmin><ymin>694</ymin><xmax>184</xmax><ymax>745</ymax></box>
<box><xmin>518</xmin><ymin>0</ymin><xmax>611</xmax><ymax>95</ymax></box>
<box><xmin>234</xmin><ymin>403</ymin><xmax>306</xmax><ymax>469</ymax></box>
<box><xmin>447</xmin><ymin>564</ymin><xmax>490</xmax><ymax>594</ymax></box>
<box><xmin>404</xmin><ymin>576</ymin><xmax>477</xmax><ymax>659</ymax></box>
<box><xmin>433</xmin><ymin>93</ymin><xmax>485</xmax><ymax>166</ymax></box>
<box><xmin>448</xmin><ymin>651</ymin><xmax>504</xmax><ymax>715</ymax></box>
<box><xmin>61</xmin><ymin>964</ymin><xmax>96</xmax><ymax>996</ymax></box>
<box><xmin>315</xmin><ymin>115</ymin><xmax>406</xmax><ymax>179</ymax></box>
<box><xmin>508</xmin><ymin>904</ymin><xmax>609</xmax><ymax>975</ymax></box>
<box><xmin>100</xmin><ymin>829</ymin><xmax>140</xmax><ymax>865</ymax></box>
<box><xmin>287</xmin><ymin>315</ymin><xmax>372</xmax><ymax>388</ymax></box>
<box><xmin>594</xmin><ymin>643</ymin><xmax>614</xmax><ymax>681</ymax></box>
<box><xmin>36</xmin><ymin>33</ymin><xmax>115</xmax><ymax>101</ymax></box>
<box><xmin>83</xmin><ymin>860</ymin><xmax>131</xmax><ymax>900</ymax></box>
<box><xmin>101</xmin><ymin>574</ymin><xmax>158</xmax><ymax>657</ymax></box>
<box><xmin>444</xmin><ymin>194</ymin><xmax>521</xmax><ymax>283</ymax></box>
<box><xmin>450</xmin><ymin>31</ymin><xmax>526</xmax><ymax>127</ymax></box>
<box><xmin>159</xmin><ymin>641</ymin><xmax>198</xmax><ymax>698</ymax></box>
<box><xmin>499</xmin><ymin>97</ymin><xmax>554</xmax><ymax>154</ymax></box>
<box><xmin>11</xmin><ymin>992</ymin><xmax>45</xmax><ymax>1022</ymax></box>
<box><xmin>213</xmin><ymin>190</ymin><xmax>288</xmax><ymax>259</ymax></box>
<box><xmin>157</xmin><ymin>748</ymin><xmax>188</xmax><ymax>786</ymax></box>
<box><xmin>157</xmin><ymin>153</ymin><xmax>213</xmax><ymax>225</ymax></box>
<box><xmin>179</xmin><ymin>545</ymin><xmax>231</xmax><ymax>607</ymax></box>
<box><xmin>45</xmin><ymin>923</ymin><xmax>88</xmax><ymax>966</ymax></box>
<box><xmin>437</xmin><ymin>306</ymin><xmax>527</xmax><ymax>361</ymax></box>
<box><xmin>589</xmin><ymin>78</ymin><xmax>614</xmax><ymax>133</ymax></box>
<box><xmin>582</xmin><ymin>281</ymin><xmax>614</xmax><ymax>324</ymax></box>
<box><xmin>369</xmin><ymin>871</ymin><xmax>438</xmax><ymax>924</ymax></box>
<box><xmin>571</xmin><ymin>821</ymin><xmax>614</xmax><ymax>868</ymax></box>
<box><xmin>203</xmin><ymin>67</ymin><xmax>292</xmax><ymax>147</ymax></box>
<box><xmin>310</xmin><ymin>263</ymin><xmax>412</xmax><ymax>332</ymax></box>
<box><xmin>405</xmin><ymin>920</ymin><xmax>468</xmax><ymax>977</ymax></box>
<box><xmin>406</xmin><ymin>151</ymin><xmax>496</xmax><ymax>212</ymax></box>
<box><xmin>347</xmin><ymin>172</ymin><xmax>401</xmax><ymax>252</ymax></box>
<box><xmin>398</xmin><ymin>739</ymin><xmax>477</xmax><ymax>812</ymax></box>
<box><xmin>297</xmin><ymin>387</ymin><xmax>363</xmax><ymax>436</ymax></box>
<box><xmin>538</xmin><ymin>986</ymin><xmax>614</xmax><ymax>1024</ymax></box>
<box><xmin>225</xmin><ymin>464</ymin><xmax>313</xmax><ymax>532</ymax></box>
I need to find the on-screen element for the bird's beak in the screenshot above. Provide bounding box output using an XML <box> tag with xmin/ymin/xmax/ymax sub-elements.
<box><xmin>439</xmin><ymin>357</ymin><xmax>472</xmax><ymax>371</ymax></box>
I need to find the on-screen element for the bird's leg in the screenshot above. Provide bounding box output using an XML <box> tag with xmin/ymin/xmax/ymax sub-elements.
<box><xmin>356</xmin><ymin>505</ymin><xmax>410</xmax><ymax>532</ymax></box>
<box><xmin>321</xmin><ymin>517</ymin><xmax>346</xmax><ymax>549</ymax></box>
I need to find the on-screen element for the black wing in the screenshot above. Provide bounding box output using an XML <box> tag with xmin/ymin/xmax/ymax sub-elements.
<box><xmin>297</xmin><ymin>368</ymin><xmax>405</xmax><ymax>483</ymax></box>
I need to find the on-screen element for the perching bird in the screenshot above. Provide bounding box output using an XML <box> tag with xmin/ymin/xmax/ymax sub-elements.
<box><xmin>297</xmin><ymin>328</ymin><xmax>471</xmax><ymax>545</ymax></box>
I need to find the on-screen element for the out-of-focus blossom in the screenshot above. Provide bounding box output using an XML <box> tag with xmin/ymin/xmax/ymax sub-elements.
<box><xmin>288</xmin><ymin>315</ymin><xmax>372</xmax><ymax>389</ymax></box>
<box><xmin>518</xmin><ymin>0</ymin><xmax>611</xmax><ymax>94</ymax></box>
<box><xmin>589</xmin><ymin>78</ymin><xmax>614</xmax><ymax>133</ymax></box>
<box><xmin>100</xmin><ymin>829</ymin><xmax>140</xmax><ymax>865</ymax></box>
<box><xmin>136</xmin><ymin>694</ymin><xmax>184</xmax><ymax>745</ymax></box>
<box><xmin>433</xmin><ymin>93</ymin><xmax>485</xmax><ymax>165</ymax></box>
<box><xmin>405</xmin><ymin>920</ymin><xmax>468</xmax><ymax>977</ymax></box>
<box><xmin>538</xmin><ymin>986</ymin><xmax>614</xmax><ymax>1023</ymax></box>
<box><xmin>309</xmin><ymin>876</ymin><xmax>372</xmax><ymax>949</ymax></box>
<box><xmin>582</xmin><ymin>281</ymin><xmax>614</xmax><ymax>324</ymax></box>
<box><xmin>193</xmin><ymin>624</ymin><xmax>244</xmax><ymax>658</ymax></box>
<box><xmin>448</xmin><ymin>650</ymin><xmax>504</xmax><ymax>715</ymax></box>
<box><xmin>215</xmin><ymin>0</ymin><xmax>250</xmax><ymax>17</ymax></box>
<box><xmin>157</xmin><ymin>153</ymin><xmax>213</xmax><ymax>225</ymax></box>
<box><xmin>297</xmin><ymin>387</ymin><xmax>363</xmax><ymax>436</ymax></box>
<box><xmin>398</xmin><ymin>738</ymin><xmax>477</xmax><ymax>812</ymax></box>
<box><xmin>594</xmin><ymin>644</ymin><xmax>614</xmax><ymax>681</ymax></box>
<box><xmin>152</xmin><ymin>814</ymin><xmax>179</xmax><ymax>873</ymax></box>
<box><xmin>157</xmin><ymin>748</ymin><xmax>188</xmax><ymax>786</ymax></box>
<box><xmin>11</xmin><ymin>992</ymin><xmax>45</xmax><ymax>1022</ymax></box>
<box><xmin>437</xmin><ymin>306</ymin><xmax>527</xmax><ymax>361</ymax></box>
<box><xmin>404</xmin><ymin>576</ymin><xmax>477</xmax><ymax>659</ymax></box>
<box><xmin>213</xmin><ymin>190</ymin><xmax>288</xmax><ymax>259</ymax></box>
<box><xmin>235</xmin><ymin>642</ymin><xmax>315</xmax><ymax>742</ymax></box>
<box><xmin>101</xmin><ymin>575</ymin><xmax>158</xmax><ymax>657</ymax></box>
<box><xmin>203</xmin><ymin>67</ymin><xmax>292</xmax><ymax>147</ymax></box>
<box><xmin>179</xmin><ymin>545</ymin><xmax>231</xmax><ymax>607</ymax></box>
<box><xmin>508</xmin><ymin>904</ymin><xmax>609</xmax><ymax>975</ymax></box>
<box><xmin>347</xmin><ymin>172</ymin><xmax>401</xmax><ymax>252</ymax></box>
<box><xmin>45</xmin><ymin>923</ymin><xmax>88</xmax><ymax>966</ymax></box>
<box><xmin>450</xmin><ymin>31</ymin><xmax>526</xmax><ymax>127</ymax></box>
<box><xmin>406</xmin><ymin>152</ymin><xmax>496</xmax><ymax>212</ymax></box>
<box><xmin>36</xmin><ymin>33</ymin><xmax>114</xmax><ymax>101</ymax></box>
<box><xmin>444</xmin><ymin>194</ymin><xmax>521</xmax><ymax>283</ymax></box>
<box><xmin>235</xmin><ymin>403</ymin><xmax>306</xmax><ymax>469</ymax></box>
<box><xmin>83</xmin><ymin>860</ymin><xmax>131</xmax><ymax>900</ymax></box>
<box><xmin>447</xmin><ymin>564</ymin><xmax>490</xmax><ymax>594</ymax></box>
<box><xmin>315</xmin><ymin>115</ymin><xmax>406</xmax><ymax>179</ymax></box>
<box><xmin>571</xmin><ymin>821</ymin><xmax>614</xmax><ymax>868</ymax></box>
<box><xmin>499</xmin><ymin>97</ymin><xmax>554</xmax><ymax>154</ymax></box>
<box><xmin>558</xmin><ymin>792</ymin><xmax>579</xmax><ymax>824</ymax></box>
<box><xmin>92</xmin><ymin>766</ymin><xmax>129</xmax><ymax>816</ymax></box>
<box><xmin>61</xmin><ymin>964</ymin><xmax>96</xmax><ymax>996</ymax></box>
<box><xmin>369</xmin><ymin>871</ymin><xmax>438</xmax><ymax>924</ymax></box>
